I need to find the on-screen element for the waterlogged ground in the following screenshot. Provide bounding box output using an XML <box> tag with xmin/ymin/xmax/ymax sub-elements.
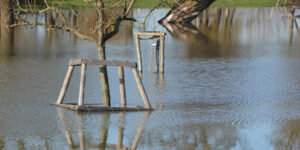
<box><xmin>0</xmin><ymin>8</ymin><xmax>300</xmax><ymax>149</ymax></box>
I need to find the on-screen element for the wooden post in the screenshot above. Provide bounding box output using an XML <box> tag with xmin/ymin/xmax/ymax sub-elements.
<box><xmin>118</xmin><ymin>66</ymin><xmax>126</xmax><ymax>107</ymax></box>
<box><xmin>148</xmin><ymin>41</ymin><xmax>154</xmax><ymax>72</ymax></box>
<box><xmin>132</xmin><ymin>68</ymin><xmax>151</xmax><ymax>108</ymax></box>
<box><xmin>57</xmin><ymin>66</ymin><xmax>74</xmax><ymax>104</ymax></box>
<box><xmin>78</xmin><ymin>63</ymin><xmax>86</xmax><ymax>106</ymax></box>
<box><xmin>135</xmin><ymin>35</ymin><xmax>142</xmax><ymax>72</ymax></box>
<box><xmin>160</xmin><ymin>35</ymin><xmax>165</xmax><ymax>73</ymax></box>
<box><xmin>155</xmin><ymin>39</ymin><xmax>160</xmax><ymax>73</ymax></box>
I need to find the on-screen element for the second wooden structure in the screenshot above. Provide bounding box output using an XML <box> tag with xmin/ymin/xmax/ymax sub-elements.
<box><xmin>134</xmin><ymin>31</ymin><xmax>166</xmax><ymax>73</ymax></box>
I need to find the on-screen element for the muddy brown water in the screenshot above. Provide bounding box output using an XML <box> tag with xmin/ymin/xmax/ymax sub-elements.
<box><xmin>0</xmin><ymin>8</ymin><xmax>300</xmax><ymax>149</ymax></box>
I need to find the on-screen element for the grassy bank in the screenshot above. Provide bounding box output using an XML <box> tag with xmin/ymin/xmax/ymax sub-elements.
<box><xmin>211</xmin><ymin>0</ymin><xmax>282</xmax><ymax>7</ymax></box>
<box><xmin>132</xmin><ymin>0</ymin><xmax>282</xmax><ymax>8</ymax></box>
<box><xmin>51</xmin><ymin>0</ymin><xmax>284</xmax><ymax>8</ymax></box>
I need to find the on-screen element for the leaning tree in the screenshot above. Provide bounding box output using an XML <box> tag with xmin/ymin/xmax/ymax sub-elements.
<box><xmin>159</xmin><ymin>0</ymin><xmax>216</xmax><ymax>24</ymax></box>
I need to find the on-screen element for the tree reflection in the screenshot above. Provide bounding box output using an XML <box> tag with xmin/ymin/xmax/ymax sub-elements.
<box><xmin>161</xmin><ymin>6</ymin><xmax>300</xmax><ymax>58</ymax></box>
<box><xmin>0</xmin><ymin>139</ymin><xmax>4</xmax><ymax>150</ymax></box>
<box><xmin>273</xmin><ymin>119</ymin><xmax>300</xmax><ymax>149</ymax></box>
<box><xmin>139</xmin><ymin>123</ymin><xmax>239</xmax><ymax>149</ymax></box>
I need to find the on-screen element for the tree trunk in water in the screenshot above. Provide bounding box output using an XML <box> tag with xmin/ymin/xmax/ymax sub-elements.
<box><xmin>97</xmin><ymin>1</ymin><xmax>111</xmax><ymax>107</ymax></box>
<box><xmin>158</xmin><ymin>0</ymin><xmax>215</xmax><ymax>24</ymax></box>
<box><xmin>0</xmin><ymin>0</ymin><xmax>14</xmax><ymax>55</ymax></box>
<box><xmin>97</xmin><ymin>45</ymin><xmax>111</xmax><ymax>106</ymax></box>
<box><xmin>0</xmin><ymin>0</ymin><xmax>14</xmax><ymax>25</ymax></box>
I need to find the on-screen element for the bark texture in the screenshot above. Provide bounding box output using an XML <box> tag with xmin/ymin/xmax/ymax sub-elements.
<box><xmin>158</xmin><ymin>0</ymin><xmax>215</xmax><ymax>24</ymax></box>
<box><xmin>0</xmin><ymin>0</ymin><xmax>14</xmax><ymax>55</ymax></box>
<box><xmin>97</xmin><ymin>1</ymin><xmax>111</xmax><ymax>107</ymax></box>
<box><xmin>0</xmin><ymin>0</ymin><xmax>14</xmax><ymax>25</ymax></box>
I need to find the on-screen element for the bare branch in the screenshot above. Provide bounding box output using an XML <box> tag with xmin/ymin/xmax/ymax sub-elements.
<box><xmin>125</xmin><ymin>0</ymin><xmax>136</xmax><ymax>16</ymax></box>
<box><xmin>103</xmin><ymin>17</ymin><xmax>142</xmax><ymax>43</ymax></box>
<box><xmin>11</xmin><ymin>12</ymin><xmax>97</xmax><ymax>44</ymax></box>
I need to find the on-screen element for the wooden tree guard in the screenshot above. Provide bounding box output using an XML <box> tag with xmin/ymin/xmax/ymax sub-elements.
<box><xmin>52</xmin><ymin>59</ymin><xmax>152</xmax><ymax>112</ymax></box>
<box><xmin>134</xmin><ymin>31</ymin><xmax>166</xmax><ymax>73</ymax></box>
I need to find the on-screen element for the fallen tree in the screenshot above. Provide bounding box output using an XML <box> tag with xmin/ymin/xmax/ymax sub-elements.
<box><xmin>158</xmin><ymin>0</ymin><xmax>215</xmax><ymax>24</ymax></box>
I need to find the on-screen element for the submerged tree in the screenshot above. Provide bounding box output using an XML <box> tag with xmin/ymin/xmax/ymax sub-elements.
<box><xmin>158</xmin><ymin>0</ymin><xmax>216</xmax><ymax>24</ymax></box>
<box><xmin>5</xmin><ymin>0</ymin><xmax>147</xmax><ymax>106</ymax></box>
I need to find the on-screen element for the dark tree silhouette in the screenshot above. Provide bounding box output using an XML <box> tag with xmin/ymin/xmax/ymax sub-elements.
<box><xmin>158</xmin><ymin>0</ymin><xmax>215</xmax><ymax>24</ymax></box>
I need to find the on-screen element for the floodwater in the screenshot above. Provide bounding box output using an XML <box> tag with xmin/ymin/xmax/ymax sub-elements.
<box><xmin>1</xmin><ymin>7</ymin><xmax>300</xmax><ymax>149</ymax></box>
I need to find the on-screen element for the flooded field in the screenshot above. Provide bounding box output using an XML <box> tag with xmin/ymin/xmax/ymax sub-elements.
<box><xmin>1</xmin><ymin>8</ymin><xmax>300</xmax><ymax>149</ymax></box>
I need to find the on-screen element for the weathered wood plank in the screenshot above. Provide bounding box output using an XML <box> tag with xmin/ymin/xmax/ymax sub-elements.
<box><xmin>135</xmin><ymin>35</ymin><xmax>143</xmax><ymax>72</ymax></box>
<box><xmin>134</xmin><ymin>32</ymin><xmax>166</xmax><ymax>36</ymax></box>
<box><xmin>51</xmin><ymin>103</ymin><xmax>78</xmax><ymax>111</ymax></box>
<box><xmin>52</xmin><ymin>104</ymin><xmax>153</xmax><ymax>112</ymax></box>
<box><xmin>83</xmin><ymin>59</ymin><xmax>137</xmax><ymax>68</ymax></box>
<box><xmin>132</xmin><ymin>68</ymin><xmax>151</xmax><ymax>108</ymax></box>
<box><xmin>118</xmin><ymin>66</ymin><xmax>127</xmax><ymax>107</ymax></box>
<box><xmin>69</xmin><ymin>59</ymin><xmax>137</xmax><ymax>68</ymax></box>
<box><xmin>57</xmin><ymin>66</ymin><xmax>74</xmax><ymax>104</ymax></box>
<box><xmin>78</xmin><ymin>63</ymin><xmax>86</xmax><ymax>106</ymax></box>
<box><xmin>78</xmin><ymin>106</ymin><xmax>152</xmax><ymax>112</ymax></box>
<box><xmin>69</xmin><ymin>59</ymin><xmax>82</xmax><ymax>66</ymax></box>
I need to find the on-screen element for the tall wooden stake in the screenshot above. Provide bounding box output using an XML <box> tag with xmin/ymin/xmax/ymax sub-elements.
<box><xmin>135</xmin><ymin>35</ymin><xmax>142</xmax><ymax>72</ymax></box>
<box><xmin>57</xmin><ymin>66</ymin><xmax>74</xmax><ymax>104</ymax></box>
<box><xmin>78</xmin><ymin>63</ymin><xmax>86</xmax><ymax>106</ymax></box>
<box><xmin>132</xmin><ymin>68</ymin><xmax>151</xmax><ymax>108</ymax></box>
<box><xmin>118</xmin><ymin>66</ymin><xmax>126</xmax><ymax>107</ymax></box>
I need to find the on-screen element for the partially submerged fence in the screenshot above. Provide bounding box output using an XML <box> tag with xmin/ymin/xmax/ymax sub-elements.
<box><xmin>134</xmin><ymin>31</ymin><xmax>166</xmax><ymax>73</ymax></box>
<box><xmin>52</xmin><ymin>59</ymin><xmax>152</xmax><ymax>112</ymax></box>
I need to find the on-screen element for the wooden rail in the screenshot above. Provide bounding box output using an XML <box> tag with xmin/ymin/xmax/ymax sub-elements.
<box><xmin>134</xmin><ymin>31</ymin><xmax>166</xmax><ymax>73</ymax></box>
<box><xmin>69</xmin><ymin>59</ymin><xmax>137</xmax><ymax>68</ymax></box>
<box><xmin>54</xmin><ymin>59</ymin><xmax>152</xmax><ymax>112</ymax></box>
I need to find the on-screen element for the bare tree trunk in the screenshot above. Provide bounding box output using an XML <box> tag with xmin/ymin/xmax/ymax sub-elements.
<box><xmin>97</xmin><ymin>45</ymin><xmax>111</xmax><ymax>106</ymax></box>
<box><xmin>0</xmin><ymin>0</ymin><xmax>14</xmax><ymax>25</ymax></box>
<box><xmin>97</xmin><ymin>0</ymin><xmax>111</xmax><ymax>107</ymax></box>
<box><xmin>0</xmin><ymin>0</ymin><xmax>14</xmax><ymax>55</ymax></box>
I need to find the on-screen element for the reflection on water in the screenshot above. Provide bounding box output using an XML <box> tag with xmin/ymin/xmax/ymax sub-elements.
<box><xmin>0</xmin><ymin>7</ymin><xmax>300</xmax><ymax>149</ymax></box>
<box><xmin>57</xmin><ymin>109</ymin><xmax>150</xmax><ymax>150</ymax></box>
<box><xmin>164</xmin><ymin>7</ymin><xmax>300</xmax><ymax>58</ymax></box>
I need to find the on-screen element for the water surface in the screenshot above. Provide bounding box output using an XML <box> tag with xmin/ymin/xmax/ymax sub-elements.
<box><xmin>0</xmin><ymin>7</ymin><xmax>300</xmax><ymax>150</ymax></box>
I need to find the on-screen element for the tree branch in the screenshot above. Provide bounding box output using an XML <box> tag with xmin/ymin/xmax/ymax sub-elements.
<box><xmin>11</xmin><ymin>13</ymin><xmax>97</xmax><ymax>44</ymax></box>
